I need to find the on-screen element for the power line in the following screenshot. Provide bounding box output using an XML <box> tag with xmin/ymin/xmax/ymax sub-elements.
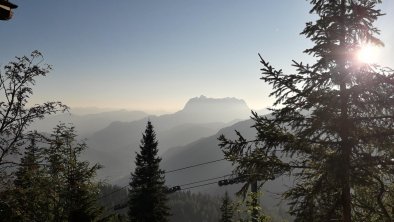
<box><xmin>98</xmin><ymin>184</ymin><xmax>128</xmax><ymax>200</ymax></box>
<box><xmin>170</xmin><ymin>174</ymin><xmax>234</xmax><ymax>191</ymax></box>
<box><xmin>100</xmin><ymin>174</ymin><xmax>232</xmax><ymax>200</ymax></box>
<box><xmin>175</xmin><ymin>174</ymin><xmax>232</xmax><ymax>187</ymax></box>
<box><xmin>164</xmin><ymin>158</ymin><xmax>225</xmax><ymax>174</ymax></box>
<box><xmin>98</xmin><ymin>158</ymin><xmax>227</xmax><ymax>200</ymax></box>
<box><xmin>181</xmin><ymin>181</ymin><xmax>221</xmax><ymax>190</ymax></box>
<box><xmin>111</xmin><ymin>176</ymin><xmax>230</xmax><ymax>211</ymax></box>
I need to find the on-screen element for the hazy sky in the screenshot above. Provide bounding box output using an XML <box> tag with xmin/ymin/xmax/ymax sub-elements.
<box><xmin>1</xmin><ymin>0</ymin><xmax>393</xmax><ymax>113</ymax></box>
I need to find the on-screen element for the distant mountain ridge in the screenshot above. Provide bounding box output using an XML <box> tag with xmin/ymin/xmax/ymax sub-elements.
<box><xmin>30</xmin><ymin>110</ymin><xmax>148</xmax><ymax>137</ymax></box>
<box><xmin>73</xmin><ymin>97</ymin><xmax>291</xmax><ymax>220</ymax></box>
<box><xmin>84</xmin><ymin>95</ymin><xmax>252</xmax><ymax>181</ymax></box>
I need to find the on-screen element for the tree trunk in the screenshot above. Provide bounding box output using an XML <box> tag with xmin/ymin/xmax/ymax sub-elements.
<box><xmin>339</xmin><ymin>1</ymin><xmax>352</xmax><ymax>221</ymax></box>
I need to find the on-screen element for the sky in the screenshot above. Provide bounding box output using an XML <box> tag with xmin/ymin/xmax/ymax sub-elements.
<box><xmin>1</xmin><ymin>0</ymin><xmax>393</xmax><ymax>114</ymax></box>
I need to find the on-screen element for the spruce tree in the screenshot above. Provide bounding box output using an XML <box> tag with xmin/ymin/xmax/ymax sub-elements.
<box><xmin>0</xmin><ymin>125</ymin><xmax>106</xmax><ymax>222</ymax></box>
<box><xmin>220</xmin><ymin>1</ymin><xmax>394</xmax><ymax>221</ymax></box>
<box><xmin>10</xmin><ymin>136</ymin><xmax>51</xmax><ymax>222</ymax></box>
<box><xmin>128</xmin><ymin>121</ymin><xmax>170</xmax><ymax>222</ymax></box>
<box><xmin>44</xmin><ymin>124</ymin><xmax>104</xmax><ymax>222</ymax></box>
<box><xmin>220</xmin><ymin>192</ymin><xmax>234</xmax><ymax>222</ymax></box>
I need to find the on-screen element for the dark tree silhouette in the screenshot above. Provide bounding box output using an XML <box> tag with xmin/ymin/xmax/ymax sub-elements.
<box><xmin>44</xmin><ymin>124</ymin><xmax>103</xmax><ymax>222</ymax></box>
<box><xmin>0</xmin><ymin>124</ymin><xmax>106</xmax><ymax>222</ymax></box>
<box><xmin>219</xmin><ymin>191</ymin><xmax>234</xmax><ymax>222</ymax></box>
<box><xmin>220</xmin><ymin>1</ymin><xmax>394</xmax><ymax>221</ymax></box>
<box><xmin>128</xmin><ymin>121</ymin><xmax>170</xmax><ymax>222</ymax></box>
<box><xmin>0</xmin><ymin>51</ymin><xmax>67</xmax><ymax>169</ymax></box>
<box><xmin>5</xmin><ymin>136</ymin><xmax>51</xmax><ymax>221</ymax></box>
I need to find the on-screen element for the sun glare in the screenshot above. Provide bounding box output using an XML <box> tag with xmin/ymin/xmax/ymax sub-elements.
<box><xmin>356</xmin><ymin>44</ymin><xmax>380</xmax><ymax>64</ymax></box>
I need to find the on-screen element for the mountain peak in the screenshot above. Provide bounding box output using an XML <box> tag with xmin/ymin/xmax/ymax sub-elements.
<box><xmin>183</xmin><ymin>95</ymin><xmax>248</xmax><ymax>110</ymax></box>
<box><xmin>179</xmin><ymin>96</ymin><xmax>250</xmax><ymax>123</ymax></box>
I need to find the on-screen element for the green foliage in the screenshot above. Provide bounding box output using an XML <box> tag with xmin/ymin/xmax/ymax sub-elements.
<box><xmin>107</xmin><ymin>214</ymin><xmax>128</xmax><ymax>222</ymax></box>
<box><xmin>168</xmin><ymin>191</ymin><xmax>221</xmax><ymax>222</ymax></box>
<box><xmin>44</xmin><ymin>124</ymin><xmax>104</xmax><ymax>221</ymax></box>
<box><xmin>220</xmin><ymin>192</ymin><xmax>234</xmax><ymax>222</ymax></box>
<box><xmin>128</xmin><ymin>121</ymin><xmax>170</xmax><ymax>222</ymax></box>
<box><xmin>219</xmin><ymin>0</ymin><xmax>394</xmax><ymax>222</ymax></box>
<box><xmin>99</xmin><ymin>185</ymin><xmax>222</xmax><ymax>222</ymax></box>
<box><xmin>0</xmin><ymin>52</ymin><xmax>108</xmax><ymax>221</ymax></box>
<box><xmin>233</xmin><ymin>192</ymin><xmax>270</xmax><ymax>222</ymax></box>
<box><xmin>0</xmin><ymin>124</ymin><xmax>106</xmax><ymax>222</ymax></box>
<box><xmin>99</xmin><ymin>185</ymin><xmax>290</xmax><ymax>222</ymax></box>
<box><xmin>10</xmin><ymin>137</ymin><xmax>52</xmax><ymax>221</ymax></box>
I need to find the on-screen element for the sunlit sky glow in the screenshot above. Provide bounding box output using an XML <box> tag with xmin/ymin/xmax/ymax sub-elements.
<box><xmin>1</xmin><ymin>1</ymin><xmax>393</xmax><ymax>113</ymax></box>
<box><xmin>356</xmin><ymin>44</ymin><xmax>382</xmax><ymax>64</ymax></box>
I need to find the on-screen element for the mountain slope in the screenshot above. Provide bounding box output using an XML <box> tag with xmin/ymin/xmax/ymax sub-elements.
<box><xmin>85</xmin><ymin>96</ymin><xmax>252</xmax><ymax>181</ymax></box>
<box><xmin>30</xmin><ymin>110</ymin><xmax>148</xmax><ymax>136</ymax></box>
<box><xmin>160</xmin><ymin>119</ymin><xmax>292</xmax><ymax>218</ymax></box>
<box><xmin>161</xmin><ymin>119</ymin><xmax>256</xmax><ymax>190</ymax></box>
<box><xmin>108</xmin><ymin>116</ymin><xmax>292</xmax><ymax>219</ymax></box>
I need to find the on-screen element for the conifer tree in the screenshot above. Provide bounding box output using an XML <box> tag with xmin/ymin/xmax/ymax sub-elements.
<box><xmin>220</xmin><ymin>1</ymin><xmax>394</xmax><ymax>221</ymax></box>
<box><xmin>220</xmin><ymin>192</ymin><xmax>234</xmax><ymax>222</ymax></box>
<box><xmin>0</xmin><ymin>51</ymin><xmax>66</xmax><ymax>220</ymax></box>
<box><xmin>128</xmin><ymin>121</ymin><xmax>170</xmax><ymax>222</ymax></box>
<box><xmin>44</xmin><ymin>124</ymin><xmax>104</xmax><ymax>222</ymax></box>
<box><xmin>0</xmin><ymin>125</ymin><xmax>106</xmax><ymax>222</ymax></box>
<box><xmin>9</xmin><ymin>136</ymin><xmax>51</xmax><ymax>222</ymax></box>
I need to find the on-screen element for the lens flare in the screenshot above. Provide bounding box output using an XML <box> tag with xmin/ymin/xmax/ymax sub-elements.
<box><xmin>356</xmin><ymin>44</ymin><xmax>380</xmax><ymax>64</ymax></box>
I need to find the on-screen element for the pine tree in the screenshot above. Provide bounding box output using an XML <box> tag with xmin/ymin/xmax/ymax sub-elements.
<box><xmin>0</xmin><ymin>125</ymin><xmax>106</xmax><ymax>222</ymax></box>
<box><xmin>220</xmin><ymin>192</ymin><xmax>234</xmax><ymax>222</ymax></box>
<box><xmin>9</xmin><ymin>136</ymin><xmax>52</xmax><ymax>222</ymax></box>
<box><xmin>128</xmin><ymin>121</ymin><xmax>170</xmax><ymax>222</ymax></box>
<box><xmin>44</xmin><ymin>124</ymin><xmax>104</xmax><ymax>222</ymax></box>
<box><xmin>232</xmin><ymin>192</ymin><xmax>270</xmax><ymax>222</ymax></box>
<box><xmin>220</xmin><ymin>1</ymin><xmax>394</xmax><ymax>221</ymax></box>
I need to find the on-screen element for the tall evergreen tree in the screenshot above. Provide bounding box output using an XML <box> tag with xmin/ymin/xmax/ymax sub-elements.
<box><xmin>219</xmin><ymin>192</ymin><xmax>234</xmax><ymax>222</ymax></box>
<box><xmin>1</xmin><ymin>125</ymin><xmax>106</xmax><ymax>222</ymax></box>
<box><xmin>0</xmin><ymin>51</ymin><xmax>66</xmax><ymax>220</ymax></box>
<box><xmin>128</xmin><ymin>121</ymin><xmax>170</xmax><ymax>222</ymax></box>
<box><xmin>8</xmin><ymin>136</ymin><xmax>52</xmax><ymax>222</ymax></box>
<box><xmin>220</xmin><ymin>1</ymin><xmax>394</xmax><ymax>222</ymax></box>
<box><xmin>42</xmin><ymin>124</ymin><xmax>104</xmax><ymax>222</ymax></box>
<box><xmin>47</xmin><ymin>124</ymin><xmax>104</xmax><ymax>222</ymax></box>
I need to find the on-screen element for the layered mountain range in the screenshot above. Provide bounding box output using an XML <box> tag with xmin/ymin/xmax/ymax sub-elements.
<box><xmin>32</xmin><ymin>95</ymin><xmax>289</xmax><ymax>217</ymax></box>
<box><xmin>33</xmin><ymin>95</ymin><xmax>253</xmax><ymax>181</ymax></box>
<box><xmin>86</xmin><ymin>95</ymin><xmax>252</xmax><ymax>181</ymax></box>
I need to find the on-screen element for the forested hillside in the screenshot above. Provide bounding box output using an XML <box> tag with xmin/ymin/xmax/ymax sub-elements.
<box><xmin>99</xmin><ymin>185</ymin><xmax>290</xmax><ymax>222</ymax></box>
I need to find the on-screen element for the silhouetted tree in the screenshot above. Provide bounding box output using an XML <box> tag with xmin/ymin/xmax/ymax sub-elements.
<box><xmin>0</xmin><ymin>124</ymin><xmax>106</xmax><ymax>222</ymax></box>
<box><xmin>0</xmin><ymin>51</ymin><xmax>67</xmax><ymax>181</ymax></box>
<box><xmin>0</xmin><ymin>136</ymin><xmax>52</xmax><ymax>222</ymax></box>
<box><xmin>219</xmin><ymin>192</ymin><xmax>234</xmax><ymax>222</ymax></box>
<box><xmin>232</xmin><ymin>191</ymin><xmax>270</xmax><ymax>222</ymax></box>
<box><xmin>44</xmin><ymin>124</ymin><xmax>104</xmax><ymax>222</ymax></box>
<box><xmin>128</xmin><ymin>121</ymin><xmax>170</xmax><ymax>222</ymax></box>
<box><xmin>220</xmin><ymin>1</ymin><xmax>394</xmax><ymax>221</ymax></box>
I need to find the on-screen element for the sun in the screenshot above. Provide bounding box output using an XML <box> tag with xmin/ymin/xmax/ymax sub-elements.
<box><xmin>356</xmin><ymin>44</ymin><xmax>380</xmax><ymax>64</ymax></box>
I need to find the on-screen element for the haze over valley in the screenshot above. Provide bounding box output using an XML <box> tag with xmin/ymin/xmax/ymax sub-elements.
<box><xmin>33</xmin><ymin>95</ymin><xmax>289</xmax><ymax>218</ymax></box>
<box><xmin>34</xmin><ymin>95</ymin><xmax>254</xmax><ymax>182</ymax></box>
